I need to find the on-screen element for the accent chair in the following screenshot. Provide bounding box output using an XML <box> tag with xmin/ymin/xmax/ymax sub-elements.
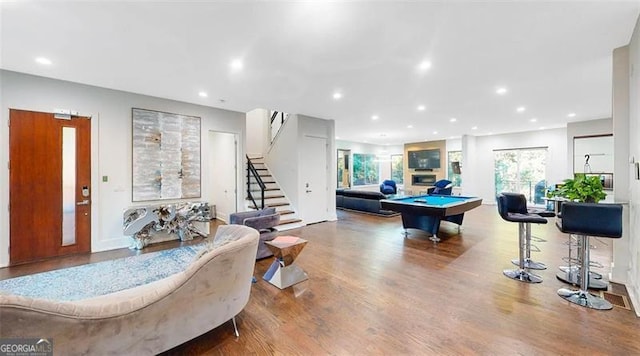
<box><xmin>379</xmin><ymin>180</ymin><xmax>397</xmax><ymax>195</ymax></box>
<box><xmin>229</xmin><ymin>208</ymin><xmax>280</xmax><ymax>259</ymax></box>
<box><xmin>427</xmin><ymin>179</ymin><xmax>453</xmax><ymax>195</ymax></box>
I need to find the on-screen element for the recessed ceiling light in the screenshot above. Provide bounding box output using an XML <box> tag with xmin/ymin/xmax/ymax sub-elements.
<box><xmin>371</xmin><ymin>115</ymin><xmax>379</xmax><ymax>120</ymax></box>
<box><xmin>407</xmin><ymin>125</ymin><xmax>413</xmax><ymax>129</ymax></box>
<box><xmin>417</xmin><ymin>105</ymin><xmax>426</xmax><ymax>111</ymax></box>
<box><xmin>471</xmin><ymin>126</ymin><xmax>478</xmax><ymax>130</ymax></box>
<box><xmin>333</xmin><ymin>92</ymin><xmax>343</xmax><ymax>100</ymax></box>
<box><xmin>496</xmin><ymin>87</ymin><xmax>508</xmax><ymax>95</ymax></box>
<box><xmin>567</xmin><ymin>112</ymin><xmax>576</xmax><ymax>118</ymax></box>
<box><xmin>539</xmin><ymin>126</ymin><xmax>546</xmax><ymax>130</ymax></box>
<box><xmin>198</xmin><ymin>91</ymin><xmax>208</xmax><ymax>98</ymax></box>
<box><xmin>432</xmin><ymin>131</ymin><xmax>438</xmax><ymax>135</ymax></box>
<box><xmin>530</xmin><ymin>118</ymin><xmax>537</xmax><ymax>122</ymax></box>
<box><xmin>418</xmin><ymin>60</ymin><xmax>432</xmax><ymax>71</ymax></box>
<box><xmin>230</xmin><ymin>59</ymin><xmax>243</xmax><ymax>71</ymax></box>
<box><xmin>35</xmin><ymin>57</ymin><xmax>52</xmax><ymax>65</ymax></box>
<box><xmin>488</xmin><ymin>132</ymin><xmax>493</xmax><ymax>135</ymax></box>
<box><xmin>516</xmin><ymin>106</ymin><xmax>526</xmax><ymax>113</ymax></box>
<box><xmin>449</xmin><ymin>118</ymin><xmax>457</xmax><ymax>122</ymax></box>
<box><xmin>335</xmin><ymin>136</ymin><xmax>340</xmax><ymax>139</ymax></box>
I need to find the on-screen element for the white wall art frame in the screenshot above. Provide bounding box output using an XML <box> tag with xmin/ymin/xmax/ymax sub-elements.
<box><xmin>132</xmin><ymin>108</ymin><xmax>201</xmax><ymax>201</ymax></box>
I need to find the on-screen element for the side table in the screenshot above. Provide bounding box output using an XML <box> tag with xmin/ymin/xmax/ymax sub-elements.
<box><xmin>263</xmin><ymin>236</ymin><xmax>308</xmax><ymax>289</ymax></box>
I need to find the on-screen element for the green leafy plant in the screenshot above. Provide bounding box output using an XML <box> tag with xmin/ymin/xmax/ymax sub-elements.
<box><xmin>549</xmin><ymin>174</ymin><xmax>606</xmax><ymax>203</ymax></box>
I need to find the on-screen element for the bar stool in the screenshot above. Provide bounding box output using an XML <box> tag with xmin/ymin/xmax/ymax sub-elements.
<box><xmin>500</xmin><ymin>193</ymin><xmax>548</xmax><ymax>271</ymax></box>
<box><xmin>556</xmin><ymin>202</ymin><xmax>622</xmax><ymax>310</ymax></box>
<box><xmin>497</xmin><ymin>193</ymin><xmax>548</xmax><ymax>283</ymax></box>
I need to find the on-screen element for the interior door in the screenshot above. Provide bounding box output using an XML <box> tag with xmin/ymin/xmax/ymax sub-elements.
<box><xmin>301</xmin><ymin>136</ymin><xmax>328</xmax><ymax>224</ymax></box>
<box><xmin>9</xmin><ymin>109</ymin><xmax>91</xmax><ymax>264</ymax></box>
<box><xmin>208</xmin><ymin>131</ymin><xmax>238</xmax><ymax>222</ymax></box>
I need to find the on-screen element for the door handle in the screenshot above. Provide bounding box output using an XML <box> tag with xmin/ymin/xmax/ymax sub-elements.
<box><xmin>76</xmin><ymin>199</ymin><xmax>90</xmax><ymax>206</ymax></box>
<box><xmin>306</xmin><ymin>190</ymin><xmax>312</xmax><ymax>193</ymax></box>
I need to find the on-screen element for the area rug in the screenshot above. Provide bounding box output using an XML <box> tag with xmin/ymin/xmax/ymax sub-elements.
<box><xmin>0</xmin><ymin>243</ymin><xmax>212</xmax><ymax>302</ymax></box>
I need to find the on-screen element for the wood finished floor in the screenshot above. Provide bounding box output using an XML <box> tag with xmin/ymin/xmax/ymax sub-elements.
<box><xmin>2</xmin><ymin>205</ymin><xmax>639</xmax><ymax>355</ymax></box>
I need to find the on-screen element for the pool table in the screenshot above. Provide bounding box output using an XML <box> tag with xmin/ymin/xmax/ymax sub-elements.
<box><xmin>380</xmin><ymin>194</ymin><xmax>483</xmax><ymax>242</ymax></box>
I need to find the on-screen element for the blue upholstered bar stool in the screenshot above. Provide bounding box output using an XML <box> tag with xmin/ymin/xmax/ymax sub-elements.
<box><xmin>556</xmin><ymin>202</ymin><xmax>622</xmax><ymax>310</ymax></box>
<box><xmin>497</xmin><ymin>193</ymin><xmax>548</xmax><ymax>283</ymax></box>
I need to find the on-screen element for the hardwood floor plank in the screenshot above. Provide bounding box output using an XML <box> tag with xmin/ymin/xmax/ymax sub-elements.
<box><xmin>2</xmin><ymin>206</ymin><xmax>639</xmax><ymax>354</ymax></box>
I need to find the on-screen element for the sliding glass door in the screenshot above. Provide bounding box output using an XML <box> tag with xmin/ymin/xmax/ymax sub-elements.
<box><xmin>494</xmin><ymin>147</ymin><xmax>547</xmax><ymax>205</ymax></box>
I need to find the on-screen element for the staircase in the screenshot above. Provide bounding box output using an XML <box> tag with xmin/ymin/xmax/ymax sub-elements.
<box><xmin>246</xmin><ymin>156</ymin><xmax>303</xmax><ymax>231</ymax></box>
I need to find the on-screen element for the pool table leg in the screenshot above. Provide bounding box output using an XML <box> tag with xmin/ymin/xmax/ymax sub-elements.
<box><xmin>429</xmin><ymin>218</ymin><xmax>442</xmax><ymax>242</ymax></box>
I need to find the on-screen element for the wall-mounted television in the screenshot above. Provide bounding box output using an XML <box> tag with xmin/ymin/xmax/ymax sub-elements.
<box><xmin>408</xmin><ymin>149</ymin><xmax>441</xmax><ymax>169</ymax></box>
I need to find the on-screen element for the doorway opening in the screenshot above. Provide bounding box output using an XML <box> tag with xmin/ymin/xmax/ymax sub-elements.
<box><xmin>208</xmin><ymin>131</ymin><xmax>239</xmax><ymax>223</ymax></box>
<box><xmin>337</xmin><ymin>149</ymin><xmax>351</xmax><ymax>188</ymax></box>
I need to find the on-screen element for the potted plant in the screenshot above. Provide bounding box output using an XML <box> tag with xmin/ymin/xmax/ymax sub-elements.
<box><xmin>549</xmin><ymin>173</ymin><xmax>606</xmax><ymax>203</ymax></box>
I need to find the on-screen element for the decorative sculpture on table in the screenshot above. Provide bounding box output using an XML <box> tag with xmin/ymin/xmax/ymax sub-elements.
<box><xmin>123</xmin><ymin>202</ymin><xmax>212</xmax><ymax>249</ymax></box>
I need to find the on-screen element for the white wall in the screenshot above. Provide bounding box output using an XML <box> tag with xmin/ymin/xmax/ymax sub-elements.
<box><xmin>0</xmin><ymin>70</ymin><xmax>246</xmax><ymax>267</ymax></box>
<box><xmin>463</xmin><ymin>128</ymin><xmax>567</xmax><ymax>203</ymax></box>
<box><xmin>446</xmin><ymin>138</ymin><xmax>462</xmax><ymax>153</ymax></box>
<box><xmin>461</xmin><ymin>135</ymin><xmax>478</xmax><ymax>196</ymax></box>
<box><xmin>265</xmin><ymin>114</ymin><xmax>337</xmax><ymax>223</ymax></box>
<box><xmin>625</xmin><ymin>14</ymin><xmax>640</xmax><ymax>315</ymax></box>
<box><xmin>612</xmin><ymin>45</ymin><xmax>631</xmax><ymax>285</ymax></box>
<box><xmin>566</xmin><ymin>118</ymin><xmax>613</xmax><ymax>177</ymax></box>
<box><xmin>245</xmin><ymin>108</ymin><xmax>269</xmax><ymax>157</ymax></box>
<box><xmin>265</xmin><ymin>114</ymin><xmax>300</xmax><ymax>213</ymax></box>
<box><xmin>335</xmin><ymin>140</ymin><xmax>403</xmax><ymax>190</ymax></box>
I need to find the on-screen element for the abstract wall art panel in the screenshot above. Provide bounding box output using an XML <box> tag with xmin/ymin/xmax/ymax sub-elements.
<box><xmin>132</xmin><ymin>108</ymin><xmax>201</xmax><ymax>201</ymax></box>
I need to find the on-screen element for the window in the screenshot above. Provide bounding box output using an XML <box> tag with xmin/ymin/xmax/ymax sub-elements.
<box><xmin>494</xmin><ymin>148</ymin><xmax>547</xmax><ymax>205</ymax></box>
<box><xmin>390</xmin><ymin>154</ymin><xmax>403</xmax><ymax>184</ymax></box>
<box><xmin>447</xmin><ymin>151</ymin><xmax>462</xmax><ymax>187</ymax></box>
<box><xmin>352</xmin><ymin>153</ymin><xmax>380</xmax><ymax>186</ymax></box>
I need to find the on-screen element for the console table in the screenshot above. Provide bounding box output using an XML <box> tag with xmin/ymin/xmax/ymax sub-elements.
<box><xmin>123</xmin><ymin>201</ymin><xmax>213</xmax><ymax>249</ymax></box>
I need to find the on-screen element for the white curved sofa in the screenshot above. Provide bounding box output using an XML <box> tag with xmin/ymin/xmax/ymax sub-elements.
<box><xmin>0</xmin><ymin>225</ymin><xmax>259</xmax><ymax>355</ymax></box>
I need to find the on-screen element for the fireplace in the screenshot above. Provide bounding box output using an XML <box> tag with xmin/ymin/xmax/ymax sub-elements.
<box><xmin>412</xmin><ymin>174</ymin><xmax>436</xmax><ymax>186</ymax></box>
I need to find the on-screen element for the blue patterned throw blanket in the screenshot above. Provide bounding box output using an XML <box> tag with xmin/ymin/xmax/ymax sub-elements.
<box><xmin>0</xmin><ymin>244</ymin><xmax>209</xmax><ymax>302</ymax></box>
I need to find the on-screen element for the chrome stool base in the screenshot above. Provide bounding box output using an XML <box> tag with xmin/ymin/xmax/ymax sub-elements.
<box><xmin>557</xmin><ymin>288</ymin><xmax>612</xmax><ymax>310</ymax></box>
<box><xmin>555</xmin><ymin>271</ymin><xmax>607</xmax><ymax>290</ymax></box>
<box><xmin>503</xmin><ymin>269</ymin><xmax>543</xmax><ymax>283</ymax></box>
<box><xmin>512</xmin><ymin>258</ymin><xmax>547</xmax><ymax>270</ymax></box>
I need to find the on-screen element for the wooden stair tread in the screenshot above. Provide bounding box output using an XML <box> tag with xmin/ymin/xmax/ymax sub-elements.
<box><xmin>249</xmin><ymin>188</ymin><xmax>280</xmax><ymax>191</ymax></box>
<box><xmin>245</xmin><ymin>195</ymin><xmax>285</xmax><ymax>200</ymax></box>
<box><xmin>278</xmin><ymin>218</ymin><xmax>302</xmax><ymax>225</ymax></box>
<box><xmin>249</xmin><ymin>181</ymin><xmax>276</xmax><ymax>185</ymax></box>
<box><xmin>278</xmin><ymin>210</ymin><xmax>294</xmax><ymax>215</ymax></box>
<box><xmin>248</xmin><ymin>202</ymin><xmax>290</xmax><ymax>209</ymax></box>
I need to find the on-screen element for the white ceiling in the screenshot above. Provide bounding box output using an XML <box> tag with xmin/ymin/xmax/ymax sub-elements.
<box><xmin>1</xmin><ymin>1</ymin><xmax>639</xmax><ymax>145</ymax></box>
